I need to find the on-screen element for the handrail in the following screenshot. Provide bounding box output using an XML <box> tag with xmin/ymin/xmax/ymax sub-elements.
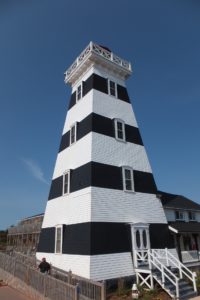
<box><xmin>148</xmin><ymin>250</ymin><xmax>179</xmax><ymax>298</ymax></box>
<box><xmin>152</xmin><ymin>249</ymin><xmax>197</xmax><ymax>293</ymax></box>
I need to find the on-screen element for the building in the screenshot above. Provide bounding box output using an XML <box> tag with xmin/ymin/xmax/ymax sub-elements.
<box><xmin>36</xmin><ymin>42</ymin><xmax>174</xmax><ymax>279</ymax></box>
<box><xmin>36</xmin><ymin>42</ymin><xmax>197</xmax><ymax>298</ymax></box>
<box><xmin>7</xmin><ymin>213</ymin><xmax>44</xmax><ymax>255</ymax></box>
<box><xmin>0</xmin><ymin>230</ymin><xmax>7</xmax><ymax>251</ymax></box>
<box><xmin>159</xmin><ymin>191</ymin><xmax>200</xmax><ymax>265</ymax></box>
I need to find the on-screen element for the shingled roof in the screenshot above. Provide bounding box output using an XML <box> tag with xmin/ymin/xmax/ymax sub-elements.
<box><xmin>158</xmin><ymin>191</ymin><xmax>200</xmax><ymax>211</ymax></box>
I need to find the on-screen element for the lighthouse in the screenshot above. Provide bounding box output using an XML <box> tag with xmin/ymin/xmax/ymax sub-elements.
<box><xmin>37</xmin><ymin>42</ymin><xmax>174</xmax><ymax>281</ymax></box>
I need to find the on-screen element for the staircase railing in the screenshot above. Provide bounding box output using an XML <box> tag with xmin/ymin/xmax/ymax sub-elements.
<box><xmin>148</xmin><ymin>250</ymin><xmax>179</xmax><ymax>299</ymax></box>
<box><xmin>152</xmin><ymin>249</ymin><xmax>197</xmax><ymax>293</ymax></box>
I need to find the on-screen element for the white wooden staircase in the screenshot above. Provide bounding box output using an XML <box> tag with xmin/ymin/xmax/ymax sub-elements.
<box><xmin>134</xmin><ymin>249</ymin><xmax>197</xmax><ymax>299</ymax></box>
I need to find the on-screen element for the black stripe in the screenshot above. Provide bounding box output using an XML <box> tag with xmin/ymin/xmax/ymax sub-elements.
<box><xmin>58</xmin><ymin>113</ymin><xmax>143</xmax><ymax>153</ymax></box>
<box><xmin>149</xmin><ymin>224</ymin><xmax>174</xmax><ymax>248</ymax></box>
<box><xmin>48</xmin><ymin>176</ymin><xmax>63</xmax><ymax>200</ymax></box>
<box><xmin>37</xmin><ymin>227</ymin><xmax>55</xmax><ymax>253</ymax></box>
<box><xmin>48</xmin><ymin>162</ymin><xmax>157</xmax><ymax>200</ymax></box>
<box><xmin>37</xmin><ymin>223</ymin><xmax>174</xmax><ymax>255</ymax></box>
<box><xmin>68</xmin><ymin>73</ymin><xmax>130</xmax><ymax>110</ymax></box>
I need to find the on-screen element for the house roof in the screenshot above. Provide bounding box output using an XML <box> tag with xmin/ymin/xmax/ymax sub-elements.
<box><xmin>169</xmin><ymin>221</ymin><xmax>200</xmax><ymax>233</ymax></box>
<box><xmin>22</xmin><ymin>213</ymin><xmax>44</xmax><ymax>221</ymax></box>
<box><xmin>158</xmin><ymin>191</ymin><xmax>200</xmax><ymax>211</ymax></box>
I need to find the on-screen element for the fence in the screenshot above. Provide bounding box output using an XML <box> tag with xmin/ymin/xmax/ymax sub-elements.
<box><xmin>0</xmin><ymin>252</ymin><xmax>76</xmax><ymax>300</ymax></box>
<box><xmin>0</xmin><ymin>252</ymin><xmax>106</xmax><ymax>300</ymax></box>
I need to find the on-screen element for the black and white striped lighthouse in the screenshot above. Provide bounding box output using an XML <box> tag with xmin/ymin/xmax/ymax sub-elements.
<box><xmin>37</xmin><ymin>42</ymin><xmax>174</xmax><ymax>281</ymax></box>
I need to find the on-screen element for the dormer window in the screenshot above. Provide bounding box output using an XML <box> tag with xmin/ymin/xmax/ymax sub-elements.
<box><xmin>63</xmin><ymin>170</ymin><xmax>70</xmax><ymax>195</ymax></box>
<box><xmin>188</xmin><ymin>211</ymin><xmax>196</xmax><ymax>221</ymax></box>
<box><xmin>122</xmin><ymin>167</ymin><xmax>134</xmax><ymax>192</ymax></box>
<box><xmin>114</xmin><ymin>119</ymin><xmax>126</xmax><ymax>142</ymax></box>
<box><xmin>175</xmin><ymin>211</ymin><xmax>185</xmax><ymax>221</ymax></box>
<box><xmin>70</xmin><ymin>123</ymin><xmax>77</xmax><ymax>145</ymax></box>
<box><xmin>76</xmin><ymin>83</ymin><xmax>82</xmax><ymax>102</ymax></box>
<box><xmin>108</xmin><ymin>80</ymin><xmax>117</xmax><ymax>97</ymax></box>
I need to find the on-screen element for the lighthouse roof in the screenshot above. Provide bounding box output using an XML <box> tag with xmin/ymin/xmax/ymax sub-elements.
<box><xmin>64</xmin><ymin>42</ymin><xmax>132</xmax><ymax>85</ymax></box>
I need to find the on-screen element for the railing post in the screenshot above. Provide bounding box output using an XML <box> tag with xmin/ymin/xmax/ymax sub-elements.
<box><xmin>193</xmin><ymin>272</ymin><xmax>197</xmax><ymax>293</ymax></box>
<box><xmin>110</xmin><ymin>52</ymin><xmax>113</xmax><ymax>62</ymax></box>
<box><xmin>44</xmin><ymin>275</ymin><xmax>47</xmax><ymax>297</ymax></box>
<box><xmin>176</xmin><ymin>278</ymin><xmax>179</xmax><ymax>299</ymax></box>
<box><xmin>26</xmin><ymin>266</ymin><xmax>30</xmax><ymax>285</ymax></box>
<box><xmin>161</xmin><ymin>265</ymin><xmax>165</xmax><ymax>286</ymax></box>
<box><xmin>74</xmin><ymin>283</ymin><xmax>79</xmax><ymax>300</ymax></box>
<box><xmin>148</xmin><ymin>250</ymin><xmax>152</xmax><ymax>270</ymax></box>
<box><xmin>101</xmin><ymin>280</ymin><xmax>106</xmax><ymax>300</ymax></box>
<box><xmin>178</xmin><ymin>261</ymin><xmax>183</xmax><ymax>279</ymax></box>
<box><xmin>89</xmin><ymin>41</ymin><xmax>93</xmax><ymax>51</ymax></box>
<box><xmin>13</xmin><ymin>258</ymin><xmax>17</xmax><ymax>276</ymax></box>
<box><xmin>68</xmin><ymin>269</ymin><xmax>72</xmax><ymax>284</ymax></box>
<box><xmin>165</xmin><ymin>248</ymin><xmax>169</xmax><ymax>266</ymax></box>
<box><xmin>150</xmin><ymin>273</ymin><xmax>154</xmax><ymax>289</ymax></box>
<box><xmin>134</xmin><ymin>251</ymin><xmax>138</xmax><ymax>268</ymax></box>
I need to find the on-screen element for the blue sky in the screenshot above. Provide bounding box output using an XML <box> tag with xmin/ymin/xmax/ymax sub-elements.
<box><xmin>0</xmin><ymin>0</ymin><xmax>200</xmax><ymax>230</ymax></box>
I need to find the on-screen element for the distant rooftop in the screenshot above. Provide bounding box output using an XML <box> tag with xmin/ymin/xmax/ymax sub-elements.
<box><xmin>159</xmin><ymin>191</ymin><xmax>200</xmax><ymax>211</ymax></box>
<box><xmin>64</xmin><ymin>42</ymin><xmax>132</xmax><ymax>85</ymax></box>
<box><xmin>22</xmin><ymin>213</ymin><xmax>44</xmax><ymax>221</ymax></box>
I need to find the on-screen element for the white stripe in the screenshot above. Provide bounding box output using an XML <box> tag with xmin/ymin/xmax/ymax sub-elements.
<box><xmin>36</xmin><ymin>252</ymin><xmax>134</xmax><ymax>280</ymax></box>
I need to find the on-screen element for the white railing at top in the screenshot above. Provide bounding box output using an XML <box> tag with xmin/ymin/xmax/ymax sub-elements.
<box><xmin>152</xmin><ymin>248</ymin><xmax>197</xmax><ymax>293</ymax></box>
<box><xmin>65</xmin><ymin>42</ymin><xmax>132</xmax><ymax>80</ymax></box>
<box><xmin>148</xmin><ymin>250</ymin><xmax>179</xmax><ymax>299</ymax></box>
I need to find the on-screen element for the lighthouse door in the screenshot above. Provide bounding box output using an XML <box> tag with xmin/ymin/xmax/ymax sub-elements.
<box><xmin>130</xmin><ymin>223</ymin><xmax>150</xmax><ymax>268</ymax></box>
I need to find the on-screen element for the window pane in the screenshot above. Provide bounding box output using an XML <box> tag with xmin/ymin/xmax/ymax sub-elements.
<box><xmin>70</xmin><ymin>124</ymin><xmax>77</xmax><ymax>145</ymax></box>
<box><xmin>125</xmin><ymin>179</ymin><xmax>132</xmax><ymax>190</ymax></box>
<box><xmin>143</xmin><ymin>230</ymin><xmax>147</xmax><ymax>248</ymax></box>
<box><xmin>125</xmin><ymin>169</ymin><xmax>131</xmax><ymax>179</ymax></box>
<box><xmin>57</xmin><ymin>228</ymin><xmax>61</xmax><ymax>240</ymax></box>
<box><xmin>110</xmin><ymin>81</ymin><xmax>115</xmax><ymax>89</ymax></box>
<box><xmin>123</xmin><ymin>167</ymin><xmax>134</xmax><ymax>192</ymax></box>
<box><xmin>118</xmin><ymin>131</ymin><xmax>123</xmax><ymax>139</ymax></box>
<box><xmin>109</xmin><ymin>81</ymin><xmax>116</xmax><ymax>96</ymax></box>
<box><xmin>77</xmin><ymin>85</ymin><xmax>82</xmax><ymax>100</ymax></box>
<box><xmin>64</xmin><ymin>173</ymin><xmax>69</xmax><ymax>194</ymax></box>
<box><xmin>136</xmin><ymin>230</ymin><xmax>141</xmax><ymax>249</ymax></box>
<box><xmin>56</xmin><ymin>227</ymin><xmax>62</xmax><ymax>253</ymax></box>
<box><xmin>117</xmin><ymin>122</ymin><xmax>123</xmax><ymax>131</ymax></box>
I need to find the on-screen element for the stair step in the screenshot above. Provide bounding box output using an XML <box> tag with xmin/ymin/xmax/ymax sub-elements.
<box><xmin>180</xmin><ymin>291</ymin><xmax>197</xmax><ymax>300</ymax></box>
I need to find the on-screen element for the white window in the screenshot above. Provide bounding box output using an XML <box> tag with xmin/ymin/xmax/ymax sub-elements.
<box><xmin>63</xmin><ymin>170</ymin><xmax>70</xmax><ymax>195</ymax></box>
<box><xmin>122</xmin><ymin>167</ymin><xmax>134</xmax><ymax>192</ymax></box>
<box><xmin>70</xmin><ymin>123</ymin><xmax>77</xmax><ymax>145</ymax></box>
<box><xmin>108</xmin><ymin>80</ymin><xmax>117</xmax><ymax>97</ymax></box>
<box><xmin>55</xmin><ymin>225</ymin><xmax>63</xmax><ymax>254</ymax></box>
<box><xmin>76</xmin><ymin>83</ymin><xmax>82</xmax><ymax>102</ymax></box>
<box><xmin>114</xmin><ymin>119</ymin><xmax>126</xmax><ymax>142</ymax></box>
<box><xmin>188</xmin><ymin>211</ymin><xmax>196</xmax><ymax>221</ymax></box>
<box><xmin>175</xmin><ymin>211</ymin><xmax>185</xmax><ymax>221</ymax></box>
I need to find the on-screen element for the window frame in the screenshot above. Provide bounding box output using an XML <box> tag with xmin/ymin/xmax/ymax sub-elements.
<box><xmin>63</xmin><ymin>170</ymin><xmax>70</xmax><ymax>195</ymax></box>
<box><xmin>114</xmin><ymin>118</ymin><xmax>126</xmax><ymax>142</ymax></box>
<box><xmin>175</xmin><ymin>210</ymin><xmax>185</xmax><ymax>221</ymax></box>
<box><xmin>122</xmin><ymin>166</ymin><xmax>134</xmax><ymax>192</ymax></box>
<box><xmin>76</xmin><ymin>83</ymin><xmax>83</xmax><ymax>102</ymax></box>
<box><xmin>55</xmin><ymin>225</ymin><xmax>63</xmax><ymax>254</ymax></box>
<box><xmin>70</xmin><ymin>123</ymin><xmax>77</xmax><ymax>145</ymax></box>
<box><xmin>108</xmin><ymin>79</ymin><xmax>117</xmax><ymax>98</ymax></box>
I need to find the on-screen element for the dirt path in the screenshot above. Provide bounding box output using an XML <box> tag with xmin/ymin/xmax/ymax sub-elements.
<box><xmin>0</xmin><ymin>286</ymin><xmax>31</xmax><ymax>300</ymax></box>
